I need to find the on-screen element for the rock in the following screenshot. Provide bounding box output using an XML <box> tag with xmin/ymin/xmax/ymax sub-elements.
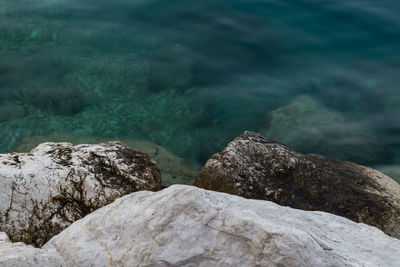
<box><xmin>195</xmin><ymin>131</ymin><xmax>400</xmax><ymax>239</ymax></box>
<box><xmin>0</xmin><ymin>232</ymin><xmax>64</xmax><ymax>266</ymax></box>
<box><xmin>14</xmin><ymin>135</ymin><xmax>200</xmax><ymax>186</ymax></box>
<box><xmin>0</xmin><ymin>141</ymin><xmax>161</xmax><ymax>247</ymax></box>
<box><xmin>260</xmin><ymin>94</ymin><xmax>382</xmax><ymax>164</ymax></box>
<box><xmin>44</xmin><ymin>185</ymin><xmax>400</xmax><ymax>267</ymax></box>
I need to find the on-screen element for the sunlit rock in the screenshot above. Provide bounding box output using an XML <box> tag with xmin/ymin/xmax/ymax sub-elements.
<box><xmin>44</xmin><ymin>185</ymin><xmax>400</xmax><ymax>267</ymax></box>
<box><xmin>195</xmin><ymin>131</ymin><xmax>400</xmax><ymax>239</ymax></box>
<box><xmin>0</xmin><ymin>141</ymin><xmax>161</xmax><ymax>247</ymax></box>
<box><xmin>14</xmin><ymin>135</ymin><xmax>200</xmax><ymax>186</ymax></box>
<box><xmin>0</xmin><ymin>232</ymin><xmax>65</xmax><ymax>266</ymax></box>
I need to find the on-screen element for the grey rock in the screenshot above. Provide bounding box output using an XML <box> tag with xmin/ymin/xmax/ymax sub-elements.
<box><xmin>13</xmin><ymin>135</ymin><xmax>200</xmax><ymax>187</ymax></box>
<box><xmin>44</xmin><ymin>185</ymin><xmax>400</xmax><ymax>267</ymax></box>
<box><xmin>0</xmin><ymin>232</ymin><xmax>64</xmax><ymax>266</ymax></box>
<box><xmin>195</xmin><ymin>131</ymin><xmax>400</xmax><ymax>239</ymax></box>
<box><xmin>0</xmin><ymin>141</ymin><xmax>161</xmax><ymax>247</ymax></box>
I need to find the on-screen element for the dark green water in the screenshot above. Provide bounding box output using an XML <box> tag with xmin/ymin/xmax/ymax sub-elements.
<box><xmin>0</xmin><ymin>0</ymin><xmax>399</xmax><ymax>175</ymax></box>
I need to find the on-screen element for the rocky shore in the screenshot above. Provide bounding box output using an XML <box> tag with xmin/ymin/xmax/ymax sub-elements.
<box><xmin>1</xmin><ymin>132</ymin><xmax>400</xmax><ymax>266</ymax></box>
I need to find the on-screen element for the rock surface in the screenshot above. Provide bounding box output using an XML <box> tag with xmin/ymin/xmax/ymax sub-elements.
<box><xmin>0</xmin><ymin>232</ymin><xmax>64</xmax><ymax>266</ymax></box>
<box><xmin>14</xmin><ymin>135</ymin><xmax>200</xmax><ymax>186</ymax></box>
<box><xmin>44</xmin><ymin>185</ymin><xmax>400</xmax><ymax>267</ymax></box>
<box><xmin>0</xmin><ymin>141</ymin><xmax>161</xmax><ymax>247</ymax></box>
<box><xmin>195</xmin><ymin>131</ymin><xmax>400</xmax><ymax>239</ymax></box>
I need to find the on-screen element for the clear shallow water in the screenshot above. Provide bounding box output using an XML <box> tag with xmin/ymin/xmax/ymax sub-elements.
<box><xmin>0</xmin><ymin>0</ymin><xmax>399</xmax><ymax>172</ymax></box>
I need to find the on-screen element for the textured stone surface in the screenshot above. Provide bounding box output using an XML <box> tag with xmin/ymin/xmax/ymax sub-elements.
<box><xmin>44</xmin><ymin>185</ymin><xmax>400</xmax><ymax>267</ymax></box>
<box><xmin>195</xmin><ymin>131</ymin><xmax>400</xmax><ymax>239</ymax></box>
<box><xmin>0</xmin><ymin>232</ymin><xmax>65</xmax><ymax>266</ymax></box>
<box><xmin>0</xmin><ymin>141</ymin><xmax>161</xmax><ymax>247</ymax></box>
<box><xmin>14</xmin><ymin>135</ymin><xmax>200</xmax><ymax>186</ymax></box>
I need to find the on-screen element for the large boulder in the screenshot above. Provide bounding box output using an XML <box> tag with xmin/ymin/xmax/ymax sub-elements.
<box><xmin>13</xmin><ymin>135</ymin><xmax>200</xmax><ymax>186</ymax></box>
<box><xmin>0</xmin><ymin>141</ymin><xmax>161</xmax><ymax>247</ymax></box>
<box><xmin>0</xmin><ymin>232</ymin><xmax>65</xmax><ymax>266</ymax></box>
<box><xmin>195</xmin><ymin>131</ymin><xmax>400</xmax><ymax>239</ymax></box>
<box><xmin>44</xmin><ymin>185</ymin><xmax>400</xmax><ymax>266</ymax></box>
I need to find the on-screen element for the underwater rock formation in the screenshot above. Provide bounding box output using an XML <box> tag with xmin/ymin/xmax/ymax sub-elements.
<box><xmin>195</xmin><ymin>131</ymin><xmax>400</xmax><ymax>239</ymax></box>
<box><xmin>120</xmin><ymin>139</ymin><xmax>200</xmax><ymax>187</ymax></box>
<box><xmin>0</xmin><ymin>232</ymin><xmax>65</xmax><ymax>266</ymax></box>
<box><xmin>14</xmin><ymin>135</ymin><xmax>200</xmax><ymax>186</ymax></box>
<box><xmin>260</xmin><ymin>94</ymin><xmax>382</xmax><ymax>164</ymax></box>
<box><xmin>0</xmin><ymin>141</ymin><xmax>161</xmax><ymax>247</ymax></box>
<box><xmin>43</xmin><ymin>185</ymin><xmax>400</xmax><ymax>267</ymax></box>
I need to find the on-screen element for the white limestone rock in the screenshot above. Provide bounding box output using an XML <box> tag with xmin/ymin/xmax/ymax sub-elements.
<box><xmin>44</xmin><ymin>185</ymin><xmax>400</xmax><ymax>267</ymax></box>
<box><xmin>0</xmin><ymin>232</ymin><xmax>64</xmax><ymax>266</ymax></box>
<box><xmin>14</xmin><ymin>135</ymin><xmax>200</xmax><ymax>187</ymax></box>
<box><xmin>0</xmin><ymin>141</ymin><xmax>161</xmax><ymax>247</ymax></box>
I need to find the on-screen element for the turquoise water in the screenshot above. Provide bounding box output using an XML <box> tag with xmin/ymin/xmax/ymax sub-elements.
<box><xmin>0</xmin><ymin>0</ymin><xmax>399</xmax><ymax>171</ymax></box>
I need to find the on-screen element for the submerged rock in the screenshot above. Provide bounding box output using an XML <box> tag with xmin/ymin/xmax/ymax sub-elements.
<box><xmin>14</xmin><ymin>135</ymin><xmax>200</xmax><ymax>186</ymax></box>
<box><xmin>260</xmin><ymin>94</ymin><xmax>382</xmax><ymax>164</ymax></box>
<box><xmin>122</xmin><ymin>139</ymin><xmax>200</xmax><ymax>186</ymax></box>
<box><xmin>44</xmin><ymin>185</ymin><xmax>400</xmax><ymax>267</ymax></box>
<box><xmin>0</xmin><ymin>141</ymin><xmax>161</xmax><ymax>247</ymax></box>
<box><xmin>0</xmin><ymin>232</ymin><xmax>64</xmax><ymax>266</ymax></box>
<box><xmin>195</xmin><ymin>131</ymin><xmax>400</xmax><ymax>239</ymax></box>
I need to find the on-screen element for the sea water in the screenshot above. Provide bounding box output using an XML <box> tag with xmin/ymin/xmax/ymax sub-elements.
<box><xmin>0</xmin><ymin>0</ymin><xmax>399</xmax><ymax>179</ymax></box>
